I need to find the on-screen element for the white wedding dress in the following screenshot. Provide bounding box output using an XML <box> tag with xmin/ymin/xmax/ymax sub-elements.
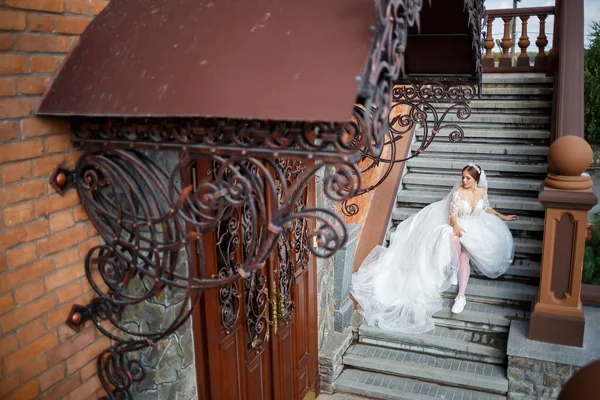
<box><xmin>351</xmin><ymin>177</ymin><xmax>514</xmax><ymax>333</ymax></box>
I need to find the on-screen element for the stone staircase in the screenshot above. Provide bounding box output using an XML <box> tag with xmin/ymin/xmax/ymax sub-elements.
<box><xmin>335</xmin><ymin>75</ymin><xmax>552</xmax><ymax>399</ymax></box>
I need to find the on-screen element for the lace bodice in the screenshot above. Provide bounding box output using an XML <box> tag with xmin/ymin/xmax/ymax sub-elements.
<box><xmin>449</xmin><ymin>189</ymin><xmax>490</xmax><ymax>219</ymax></box>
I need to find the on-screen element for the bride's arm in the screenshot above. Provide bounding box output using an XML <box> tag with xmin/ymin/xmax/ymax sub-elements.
<box><xmin>483</xmin><ymin>191</ymin><xmax>516</xmax><ymax>221</ymax></box>
<box><xmin>449</xmin><ymin>191</ymin><xmax>466</xmax><ymax>236</ymax></box>
<box><xmin>486</xmin><ymin>208</ymin><xmax>516</xmax><ymax>221</ymax></box>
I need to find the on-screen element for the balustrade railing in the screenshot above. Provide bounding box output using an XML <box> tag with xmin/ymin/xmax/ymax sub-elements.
<box><xmin>483</xmin><ymin>6</ymin><xmax>555</xmax><ymax>73</ymax></box>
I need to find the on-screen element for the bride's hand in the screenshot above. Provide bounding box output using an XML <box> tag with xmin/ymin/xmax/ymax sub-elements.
<box><xmin>452</xmin><ymin>225</ymin><xmax>466</xmax><ymax>237</ymax></box>
<box><xmin>502</xmin><ymin>215</ymin><xmax>517</xmax><ymax>221</ymax></box>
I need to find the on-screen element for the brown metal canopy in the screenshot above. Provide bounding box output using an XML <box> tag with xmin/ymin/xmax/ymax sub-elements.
<box><xmin>38</xmin><ymin>0</ymin><xmax>376</xmax><ymax>122</ymax></box>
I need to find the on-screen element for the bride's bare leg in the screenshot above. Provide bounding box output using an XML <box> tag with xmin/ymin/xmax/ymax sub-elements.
<box><xmin>458</xmin><ymin>251</ymin><xmax>470</xmax><ymax>297</ymax></box>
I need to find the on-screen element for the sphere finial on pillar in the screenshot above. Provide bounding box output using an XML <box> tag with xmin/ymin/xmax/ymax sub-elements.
<box><xmin>545</xmin><ymin>136</ymin><xmax>593</xmax><ymax>190</ymax></box>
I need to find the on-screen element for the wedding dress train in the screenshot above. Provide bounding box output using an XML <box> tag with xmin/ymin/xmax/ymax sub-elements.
<box><xmin>350</xmin><ymin>181</ymin><xmax>514</xmax><ymax>334</ymax></box>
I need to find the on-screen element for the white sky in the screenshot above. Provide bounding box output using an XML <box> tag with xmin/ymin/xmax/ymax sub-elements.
<box><xmin>484</xmin><ymin>0</ymin><xmax>600</xmax><ymax>49</ymax></box>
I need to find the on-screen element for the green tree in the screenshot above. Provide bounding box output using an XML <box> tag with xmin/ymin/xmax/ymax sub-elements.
<box><xmin>583</xmin><ymin>216</ymin><xmax>600</xmax><ymax>285</ymax></box>
<box><xmin>585</xmin><ymin>22</ymin><xmax>600</xmax><ymax>144</ymax></box>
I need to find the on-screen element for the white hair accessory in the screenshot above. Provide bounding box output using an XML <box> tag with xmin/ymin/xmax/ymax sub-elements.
<box><xmin>467</xmin><ymin>163</ymin><xmax>482</xmax><ymax>174</ymax></box>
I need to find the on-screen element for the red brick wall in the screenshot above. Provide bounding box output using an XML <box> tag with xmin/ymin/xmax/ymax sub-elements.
<box><xmin>0</xmin><ymin>1</ymin><xmax>109</xmax><ymax>399</ymax></box>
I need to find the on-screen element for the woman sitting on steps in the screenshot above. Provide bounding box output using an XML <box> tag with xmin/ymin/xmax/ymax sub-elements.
<box><xmin>351</xmin><ymin>163</ymin><xmax>516</xmax><ymax>333</ymax></box>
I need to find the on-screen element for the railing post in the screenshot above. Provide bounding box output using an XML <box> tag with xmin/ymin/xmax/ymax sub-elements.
<box><xmin>529</xmin><ymin>136</ymin><xmax>598</xmax><ymax>347</ymax></box>
<box><xmin>500</xmin><ymin>16</ymin><xmax>514</xmax><ymax>67</ymax></box>
<box><xmin>483</xmin><ymin>16</ymin><xmax>496</xmax><ymax>68</ymax></box>
<box><xmin>553</xmin><ymin>0</ymin><xmax>585</xmax><ymax>140</ymax></box>
<box><xmin>517</xmin><ymin>15</ymin><xmax>530</xmax><ymax>67</ymax></box>
<box><xmin>547</xmin><ymin>0</ymin><xmax>561</xmax><ymax>76</ymax></box>
<box><xmin>535</xmin><ymin>13</ymin><xmax>548</xmax><ymax>69</ymax></box>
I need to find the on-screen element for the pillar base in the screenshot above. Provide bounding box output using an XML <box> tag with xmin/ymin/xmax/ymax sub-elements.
<box><xmin>529</xmin><ymin>310</ymin><xmax>585</xmax><ymax>347</ymax></box>
<box><xmin>544</xmin><ymin>173</ymin><xmax>593</xmax><ymax>190</ymax></box>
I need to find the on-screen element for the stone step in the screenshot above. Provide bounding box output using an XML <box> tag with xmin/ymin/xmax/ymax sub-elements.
<box><xmin>442</xmin><ymin>277</ymin><xmax>538</xmax><ymax>306</ymax></box>
<box><xmin>344</xmin><ymin>344</ymin><xmax>509</xmax><ymax>395</ymax></box>
<box><xmin>437</xmin><ymin>100</ymin><xmax>551</xmax><ymax>112</ymax></box>
<box><xmin>358</xmin><ymin>324</ymin><xmax>507</xmax><ymax>365</ymax></box>
<box><xmin>392</xmin><ymin>207</ymin><xmax>544</xmax><ymax>232</ymax></box>
<box><xmin>415</xmin><ymin>127</ymin><xmax>550</xmax><ymax>141</ymax></box>
<box><xmin>411</xmin><ymin>142</ymin><xmax>548</xmax><ymax>158</ymax></box>
<box><xmin>505</xmin><ymin>259</ymin><xmax>541</xmax><ymax>279</ymax></box>
<box><xmin>481</xmin><ymin>88</ymin><xmax>553</xmax><ymax>98</ymax></box>
<box><xmin>406</xmin><ymin>158</ymin><xmax>547</xmax><ymax>176</ymax></box>
<box><xmin>426</xmin><ymin>113</ymin><xmax>550</xmax><ymax>126</ymax></box>
<box><xmin>416</xmin><ymin>151</ymin><xmax>546</xmax><ymax>163</ymax></box>
<box><xmin>336</xmin><ymin>369</ymin><xmax>506</xmax><ymax>400</ymax></box>
<box><xmin>513</xmin><ymin>237</ymin><xmax>543</xmax><ymax>255</ymax></box>
<box><xmin>482</xmin><ymin>75</ymin><xmax>553</xmax><ymax>85</ymax></box>
<box><xmin>401</xmin><ymin>173</ymin><xmax>543</xmax><ymax>193</ymax></box>
<box><xmin>396</xmin><ymin>190</ymin><xmax>544</xmax><ymax>212</ymax></box>
<box><xmin>433</xmin><ymin>299</ymin><xmax>529</xmax><ymax>333</ymax></box>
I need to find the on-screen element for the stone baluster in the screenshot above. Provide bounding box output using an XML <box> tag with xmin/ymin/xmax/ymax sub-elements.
<box><xmin>517</xmin><ymin>15</ymin><xmax>531</xmax><ymax>67</ymax></box>
<box><xmin>483</xmin><ymin>16</ymin><xmax>496</xmax><ymax>68</ymax></box>
<box><xmin>529</xmin><ymin>136</ymin><xmax>598</xmax><ymax>347</ymax></box>
<box><xmin>535</xmin><ymin>13</ymin><xmax>549</xmax><ymax>68</ymax></box>
<box><xmin>500</xmin><ymin>16</ymin><xmax>514</xmax><ymax>67</ymax></box>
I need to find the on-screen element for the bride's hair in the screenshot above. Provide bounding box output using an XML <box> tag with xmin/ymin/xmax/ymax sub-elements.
<box><xmin>462</xmin><ymin>163</ymin><xmax>482</xmax><ymax>183</ymax></box>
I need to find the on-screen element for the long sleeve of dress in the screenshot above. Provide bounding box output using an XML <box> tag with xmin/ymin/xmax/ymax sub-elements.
<box><xmin>449</xmin><ymin>190</ymin><xmax>460</xmax><ymax>218</ymax></box>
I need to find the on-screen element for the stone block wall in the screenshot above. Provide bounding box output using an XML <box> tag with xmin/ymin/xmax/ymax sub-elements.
<box><xmin>117</xmin><ymin>153</ymin><xmax>197</xmax><ymax>399</ymax></box>
<box><xmin>507</xmin><ymin>356</ymin><xmax>580</xmax><ymax>400</ymax></box>
<box><xmin>316</xmin><ymin>167</ymin><xmax>337</xmax><ymax>351</ymax></box>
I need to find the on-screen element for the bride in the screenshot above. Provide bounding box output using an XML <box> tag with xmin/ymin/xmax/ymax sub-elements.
<box><xmin>351</xmin><ymin>163</ymin><xmax>516</xmax><ymax>333</ymax></box>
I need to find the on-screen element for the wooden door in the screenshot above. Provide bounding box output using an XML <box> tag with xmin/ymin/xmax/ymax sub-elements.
<box><xmin>191</xmin><ymin>159</ymin><xmax>318</xmax><ymax>400</ymax></box>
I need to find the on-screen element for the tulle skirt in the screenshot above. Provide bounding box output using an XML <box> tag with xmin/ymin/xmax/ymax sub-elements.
<box><xmin>350</xmin><ymin>198</ymin><xmax>514</xmax><ymax>334</ymax></box>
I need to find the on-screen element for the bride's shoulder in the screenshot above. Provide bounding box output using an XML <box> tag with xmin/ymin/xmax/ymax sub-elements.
<box><xmin>477</xmin><ymin>187</ymin><xmax>487</xmax><ymax>196</ymax></box>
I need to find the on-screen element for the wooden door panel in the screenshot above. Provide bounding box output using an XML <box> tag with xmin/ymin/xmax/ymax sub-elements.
<box><xmin>294</xmin><ymin>272</ymin><xmax>309</xmax><ymax>358</ymax></box>
<box><xmin>244</xmin><ymin>351</ymin><xmax>271</xmax><ymax>400</ymax></box>
<box><xmin>199</xmin><ymin>217</ymin><xmax>247</xmax><ymax>400</ymax></box>
<box><xmin>219</xmin><ymin>331</ymin><xmax>243</xmax><ymax>400</ymax></box>
<box><xmin>192</xmin><ymin>158</ymin><xmax>318</xmax><ymax>400</ymax></box>
<box><xmin>276</xmin><ymin>324</ymin><xmax>295</xmax><ymax>399</ymax></box>
<box><xmin>294</xmin><ymin>270</ymin><xmax>311</xmax><ymax>398</ymax></box>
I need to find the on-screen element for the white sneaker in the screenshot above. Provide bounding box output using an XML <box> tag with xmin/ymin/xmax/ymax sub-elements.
<box><xmin>451</xmin><ymin>295</ymin><xmax>466</xmax><ymax>314</ymax></box>
<box><xmin>450</xmin><ymin>271</ymin><xmax>458</xmax><ymax>286</ymax></box>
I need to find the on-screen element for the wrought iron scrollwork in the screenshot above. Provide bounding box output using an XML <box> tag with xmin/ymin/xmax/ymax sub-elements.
<box><xmin>245</xmin><ymin>269</ymin><xmax>268</xmax><ymax>351</ymax></box>
<box><xmin>62</xmin><ymin>149</ymin><xmax>359</xmax><ymax>398</ymax></box>
<box><xmin>342</xmin><ymin>79</ymin><xmax>476</xmax><ymax>216</ymax></box>
<box><xmin>73</xmin><ymin>117</ymin><xmax>362</xmax><ymax>162</ymax></box>
<box><xmin>355</xmin><ymin>0</ymin><xmax>424</xmax><ymax>157</ymax></box>
<box><xmin>215</xmin><ymin>210</ymin><xmax>241</xmax><ymax>332</ymax></box>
